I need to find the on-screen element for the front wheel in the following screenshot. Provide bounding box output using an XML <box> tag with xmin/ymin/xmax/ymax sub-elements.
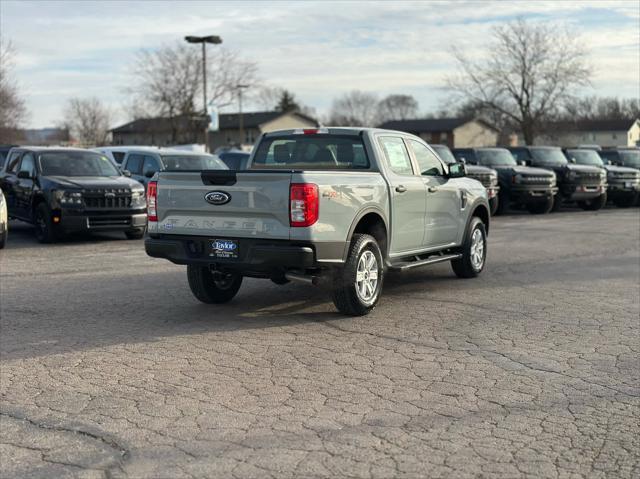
<box><xmin>34</xmin><ymin>203</ymin><xmax>57</xmax><ymax>243</ymax></box>
<box><xmin>451</xmin><ymin>217</ymin><xmax>487</xmax><ymax>278</ymax></box>
<box><xmin>613</xmin><ymin>192</ymin><xmax>639</xmax><ymax>208</ymax></box>
<box><xmin>332</xmin><ymin>234</ymin><xmax>384</xmax><ymax>316</ymax></box>
<box><xmin>526</xmin><ymin>196</ymin><xmax>554</xmax><ymax>214</ymax></box>
<box><xmin>0</xmin><ymin>225</ymin><xmax>6</xmax><ymax>249</ymax></box>
<box><xmin>489</xmin><ymin>196</ymin><xmax>499</xmax><ymax>216</ymax></box>
<box><xmin>187</xmin><ymin>265</ymin><xmax>243</xmax><ymax>304</ymax></box>
<box><xmin>551</xmin><ymin>194</ymin><xmax>563</xmax><ymax>212</ymax></box>
<box><xmin>579</xmin><ymin>193</ymin><xmax>607</xmax><ymax>211</ymax></box>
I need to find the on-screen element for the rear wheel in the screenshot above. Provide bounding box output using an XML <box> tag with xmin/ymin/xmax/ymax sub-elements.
<box><xmin>34</xmin><ymin>203</ymin><xmax>57</xmax><ymax>243</ymax></box>
<box><xmin>489</xmin><ymin>196</ymin><xmax>499</xmax><ymax>216</ymax></box>
<box><xmin>332</xmin><ymin>234</ymin><xmax>384</xmax><ymax>316</ymax></box>
<box><xmin>579</xmin><ymin>193</ymin><xmax>607</xmax><ymax>211</ymax></box>
<box><xmin>0</xmin><ymin>224</ymin><xmax>6</xmax><ymax>249</ymax></box>
<box><xmin>451</xmin><ymin>217</ymin><xmax>487</xmax><ymax>278</ymax></box>
<box><xmin>526</xmin><ymin>196</ymin><xmax>554</xmax><ymax>214</ymax></box>
<box><xmin>125</xmin><ymin>227</ymin><xmax>145</xmax><ymax>239</ymax></box>
<box><xmin>187</xmin><ymin>265</ymin><xmax>243</xmax><ymax>304</ymax></box>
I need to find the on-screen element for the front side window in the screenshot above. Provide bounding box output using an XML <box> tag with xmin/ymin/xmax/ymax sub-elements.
<box><xmin>378</xmin><ymin>136</ymin><xmax>414</xmax><ymax>175</ymax></box>
<box><xmin>142</xmin><ymin>156</ymin><xmax>160</xmax><ymax>175</ymax></box>
<box><xmin>19</xmin><ymin>153</ymin><xmax>36</xmax><ymax>176</ymax></box>
<box><xmin>618</xmin><ymin>150</ymin><xmax>640</xmax><ymax>168</ymax></box>
<box><xmin>6</xmin><ymin>151</ymin><xmax>22</xmax><ymax>174</ymax></box>
<box><xmin>39</xmin><ymin>151</ymin><xmax>121</xmax><ymax>177</ymax></box>
<box><xmin>125</xmin><ymin>154</ymin><xmax>144</xmax><ymax>174</ymax></box>
<box><xmin>112</xmin><ymin>152</ymin><xmax>126</xmax><ymax>164</ymax></box>
<box><xmin>252</xmin><ymin>134</ymin><xmax>370</xmax><ymax>170</ymax></box>
<box><xmin>509</xmin><ymin>149</ymin><xmax>530</xmax><ymax>163</ymax></box>
<box><xmin>408</xmin><ymin>140</ymin><xmax>444</xmax><ymax>176</ymax></box>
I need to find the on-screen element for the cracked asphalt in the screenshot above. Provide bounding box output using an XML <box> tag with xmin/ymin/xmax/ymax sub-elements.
<box><xmin>1</xmin><ymin>209</ymin><xmax>639</xmax><ymax>479</ymax></box>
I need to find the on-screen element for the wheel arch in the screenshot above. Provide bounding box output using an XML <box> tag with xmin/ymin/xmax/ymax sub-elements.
<box><xmin>345</xmin><ymin>208</ymin><xmax>389</xmax><ymax>260</ymax></box>
<box><xmin>469</xmin><ymin>201</ymin><xmax>490</xmax><ymax>235</ymax></box>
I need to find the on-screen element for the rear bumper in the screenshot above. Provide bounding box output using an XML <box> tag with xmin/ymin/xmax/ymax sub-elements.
<box><xmin>145</xmin><ymin>235</ymin><xmax>318</xmax><ymax>273</ymax></box>
<box><xmin>57</xmin><ymin>209</ymin><xmax>147</xmax><ymax>232</ymax></box>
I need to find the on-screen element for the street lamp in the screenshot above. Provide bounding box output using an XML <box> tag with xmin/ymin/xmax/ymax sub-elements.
<box><xmin>185</xmin><ymin>35</ymin><xmax>222</xmax><ymax>150</ymax></box>
<box><xmin>236</xmin><ymin>84</ymin><xmax>249</xmax><ymax>147</ymax></box>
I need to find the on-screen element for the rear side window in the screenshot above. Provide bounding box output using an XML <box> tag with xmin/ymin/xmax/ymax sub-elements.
<box><xmin>125</xmin><ymin>154</ymin><xmax>144</xmax><ymax>174</ymax></box>
<box><xmin>379</xmin><ymin>136</ymin><xmax>414</xmax><ymax>175</ymax></box>
<box><xmin>251</xmin><ymin>134</ymin><xmax>369</xmax><ymax>170</ymax></box>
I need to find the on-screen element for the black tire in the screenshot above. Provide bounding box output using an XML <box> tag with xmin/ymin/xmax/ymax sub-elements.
<box><xmin>613</xmin><ymin>192</ymin><xmax>639</xmax><ymax>208</ymax></box>
<box><xmin>526</xmin><ymin>196</ymin><xmax>554</xmax><ymax>214</ymax></box>
<box><xmin>0</xmin><ymin>225</ymin><xmax>6</xmax><ymax>249</ymax></box>
<box><xmin>34</xmin><ymin>203</ymin><xmax>57</xmax><ymax>243</ymax></box>
<box><xmin>579</xmin><ymin>193</ymin><xmax>607</xmax><ymax>211</ymax></box>
<box><xmin>495</xmin><ymin>192</ymin><xmax>509</xmax><ymax>215</ymax></box>
<box><xmin>551</xmin><ymin>194</ymin><xmax>563</xmax><ymax>212</ymax></box>
<box><xmin>270</xmin><ymin>274</ymin><xmax>290</xmax><ymax>285</ymax></box>
<box><xmin>451</xmin><ymin>217</ymin><xmax>487</xmax><ymax>279</ymax></box>
<box><xmin>187</xmin><ymin>265</ymin><xmax>243</xmax><ymax>304</ymax></box>
<box><xmin>489</xmin><ymin>196</ymin><xmax>499</xmax><ymax>216</ymax></box>
<box><xmin>332</xmin><ymin>234</ymin><xmax>384</xmax><ymax>316</ymax></box>
<box><xmin>125</xmin><ymin>228</ymin><xmax>145</xmax><ymax>240</ymax></box>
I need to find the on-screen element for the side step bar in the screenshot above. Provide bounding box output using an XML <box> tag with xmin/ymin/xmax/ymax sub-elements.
<box><xmin>389</xmin><ymin>253</ymin><xmax>462</xmax><ymax>272</ymax></box>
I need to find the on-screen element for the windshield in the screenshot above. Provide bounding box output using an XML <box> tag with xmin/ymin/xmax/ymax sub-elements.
<box><xmin>252</xmin><ymin>134</ymin><xmax>369</xmax><ymax>170</ymax></box>
<box><xmin>40</xmin><ymin>151</ymin><xmax>121</xmax><ymax>177</ymax></box>
<box><xmin>431</xmin><ymin>145</ymin><xmax>457</xmax><ymax>164</ymax></box>
<box><xmin>619</xmin><ymin>150</ymin><xmax>640</xmax><ymax>168</ymax></box>
<box><xmin>566</xmin><ymin>149</ymin><xmax>603</xmax><ymax>166</ymax></box>
<box><xmin>160</xmin><ymin>154</ymin><xmax>227</xmax><ymax>171</ymax></box>
<box><xmin>530</xmin><ymin>148</ymin><xmax>568</xmax><ymax>166</ymax></box>
<box><xmin>476</xmin><ymin>149</ymin><xmax>517</xmax><ymax>166</ymax></box>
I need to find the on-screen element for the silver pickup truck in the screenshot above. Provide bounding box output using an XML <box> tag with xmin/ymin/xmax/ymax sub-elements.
<box><xmin>145</xmin><ymin>128</ymin><xmax>490</xmax><ymax>315</ymax></box>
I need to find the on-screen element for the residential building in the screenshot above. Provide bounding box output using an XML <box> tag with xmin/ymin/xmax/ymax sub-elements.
<box><xmin>377</xmin><ymin>118</ymin><xmax>499</xmax><ymax>148</ymax></box>
<box><xmin>518</xmin><ymin>119</ymin><xmax>640</xmax><ymax>147</ymax></box>
<box><xmin>110</xmin><ymin>111</ymin><xmax>319</xmax><ymax>151</ymax></box>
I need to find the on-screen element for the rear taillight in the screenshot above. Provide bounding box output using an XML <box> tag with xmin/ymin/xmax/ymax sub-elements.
<box><xmin>147</xmin><ymin>181</ymin><xmax>158</xmax><ymax>222</ymax></box>
<box><xmin>290</xmin><ymin>183</ymin><xmax>319</xmax><ymax>227</ymax></box>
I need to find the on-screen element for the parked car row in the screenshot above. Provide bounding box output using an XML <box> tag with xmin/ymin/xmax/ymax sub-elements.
<box><xmin>0</xmin><ymin>139</ymin><xmax>637</xmax><ymax>248</ymax></box>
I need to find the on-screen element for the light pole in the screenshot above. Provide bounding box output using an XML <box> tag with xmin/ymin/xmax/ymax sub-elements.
<box><xmin>236</xmin><ymin>84</ymin><xmax>249</xmax><ymax>148</ymax></box>
<box><xmin>185</xmin><ymin>35</ymin><xmax>222</xmax><ymax>150</ymax></box>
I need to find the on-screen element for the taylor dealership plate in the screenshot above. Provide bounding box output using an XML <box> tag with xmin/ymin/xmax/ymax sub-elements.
<box><xmin>209</xmin><ymin>239</ymin><xmax>239</xmax><ymax>259</ymax></box>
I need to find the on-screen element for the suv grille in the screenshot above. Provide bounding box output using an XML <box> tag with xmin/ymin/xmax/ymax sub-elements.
<box><xmin>83</xmin><ymin>189</ymin><xmax>132</xmax><ymax>209</ymax></box>
<box><xmin>521</xmin><ymin>175</ymin><xmax>554</xmax><ymax>185</ymax></box>
<box><xmin>611</xmin><ymin>172</ymin><xmax>639</xmax><ymax>180</ymax></box>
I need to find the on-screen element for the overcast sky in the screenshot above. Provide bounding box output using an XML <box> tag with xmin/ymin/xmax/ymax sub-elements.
<box><xmin>2</xmin><ymin>0</ymin><xmax>639</xmax><ymax>129</ymax></box>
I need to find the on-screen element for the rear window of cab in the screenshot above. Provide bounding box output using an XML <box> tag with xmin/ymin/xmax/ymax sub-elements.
<box><xmin>251</xmin><ymin>134</ymin><xmax>369</xmax><ymax>170</ymax></box>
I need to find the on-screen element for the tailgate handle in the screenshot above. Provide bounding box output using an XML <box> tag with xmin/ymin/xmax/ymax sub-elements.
<box><xmin>201</xmin><ymin>170</ymin><xmax>237</xmax><ymax>186</ymax></box>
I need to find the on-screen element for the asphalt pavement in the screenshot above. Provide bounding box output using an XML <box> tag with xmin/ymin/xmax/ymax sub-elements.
<box><xmin>1</xmin><ymin>209</ymin><xmax>639</xmax><ymax>479</ymax></box>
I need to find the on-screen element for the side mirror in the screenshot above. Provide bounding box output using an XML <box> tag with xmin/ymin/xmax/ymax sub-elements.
<box><xmin>570</xmin><ymin>157</ymin><xmax>576</xmax><ymax>164</ymax></box>
<box><xmin>448</xmin><ymin>162</ymin><xmax>466</xmax><ymax>178</ymax></box>
<box><xmin>144</xmin><ymin>170</ymin><xmax>155</xmax><ymax>178</ymax></box>
<box><xmin>458</xmin><ymin>158</ymin><xmax>466</xmax><ymax>164</ymax></box>
<box><xmin>17</xmin><ymin>171</ymin><xmax>31</xmax><ymax>179</ymax></box>
<box><xmin>518</xmin><ymin>160</ymin><xmax>526</xmax><ymax>167</ymax></box>
<box><xmin>122</xmin><ymin>170</ymin><xmax>132</xmax><ymax>177</ymax></box>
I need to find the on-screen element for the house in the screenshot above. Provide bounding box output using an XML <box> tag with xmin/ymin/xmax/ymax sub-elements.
<box><xmin>520</xmin><ymin>119</ymin><xmax>640</xmax><ymax>147</ymax></box>
<box><xmin>377</xmin><ymin>118</ymin><xmax>499</xmax><ymax>148</ymax></box>
<box><xmin>110</xmin><ymin>111</ymin><xmax>319</xmax><ymax>151</ymax></box>
<box><xmin>208</xmin><ymin>111</ymin><xmax>319</xmax><ymax>150</ymax></box>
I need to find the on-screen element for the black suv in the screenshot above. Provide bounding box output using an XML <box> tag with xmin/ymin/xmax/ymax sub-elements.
<box><xmin>452</xmin><ymin>147</ymin><xmax>557</xmax><ymax>214</ymax></box>
<box><xmin>0</xmin><ymin>145</ymin><xmax>19</xmax><ymax>170</ymax></box>
<box><xmin>508</xmin><ymin>146</ymin><xmax>607</xmax><ymax>211</ymax></box>
<box><xmin>565</xmin><ymin>148</ymin><xmax>640</xmax><ymax>207</ymax></box>
<box><xmin>0</xmin><ymin>147</ymin><xmax>147</xmax><ymax>243</ymax></box>
<box><xmin>431</xmin><ymin>144</ymin><xmax>500</xmax><ymax>215</ymax></box>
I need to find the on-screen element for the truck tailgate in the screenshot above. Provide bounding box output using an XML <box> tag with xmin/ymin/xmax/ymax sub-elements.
<box><xmin>155</xmin><ymin>171</ymin><xmax>292</xmax><ymax>239</ymax></box>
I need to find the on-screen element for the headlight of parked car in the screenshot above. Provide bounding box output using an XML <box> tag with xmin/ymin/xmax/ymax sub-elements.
<box><xmin>600</xmin><ymin>170</ymin><xmax>607</xmax><ymax>180</ymax></box>
<box><xmin>54</xmin><ymin>190</ymin><xmax>83</xmax><ymax>206</ymax></box>
<box><xmin>567</xmin><ymin>171</ymin><xmax>578</xmax><ymax>181</ymax></box>
<box><xmin>131</xmin><ymin>189</ymin><xmax>146</xmax><ymax>207</ymax></box>
<box><xmin>513</xmin><ymin>174</ymin><xmax>522</xmax><ymax>184</ymax></box>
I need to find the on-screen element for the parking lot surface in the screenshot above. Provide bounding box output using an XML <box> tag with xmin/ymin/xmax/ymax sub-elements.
<box><xmin>1</xmin><ymin>209</ymin><xmax>639</xmax><ymax>479</ymax></box>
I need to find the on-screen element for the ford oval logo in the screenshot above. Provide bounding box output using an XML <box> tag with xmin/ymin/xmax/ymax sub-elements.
<box><xmin>204</xmin><ymin>191</ymin><xmax>231</xmax><ymax>205</ymax></box>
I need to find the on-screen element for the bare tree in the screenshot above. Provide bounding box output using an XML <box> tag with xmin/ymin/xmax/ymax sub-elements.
<box><xmin>129</xmin><ymin>42</ymin><xmax>258</xmax><ymax>143</ymax></box>
<box><xmin>0</xmin><ymin>39</ymin><xmax>28</xmax><ymax>142</ymax></box>
<box><xmin>63</xmin><ymin>97</ymin><xmax>112</xmax><ymax>146</ymax></box>
<box><xmin>377</xmin><ymin>94</ymin><xmax>419</xmax><ymax>123</ymax></box>
<box><xmin>563</xmin><ymin>96</ymin><xmax>640</xmax><ymax>121</ymax></box>
<box><xmin>447</xmin><ymin>18</ymin><xmax>591</xmax><ymax>144</ymax></box>
<box><xmin>329</xmin><ymin>90</ymin><xmax>379</xmax><ymax>126</ymax></box>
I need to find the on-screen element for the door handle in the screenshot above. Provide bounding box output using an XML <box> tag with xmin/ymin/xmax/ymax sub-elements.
<box><xmin>428</xmin><ymin>186</ymin><xmax>439</xmax><ymax>193</ymax></box>
<box><xmin>395</xmin><ymin>185</ymin><xmax>407</xmax><ymax>193</ymax></box>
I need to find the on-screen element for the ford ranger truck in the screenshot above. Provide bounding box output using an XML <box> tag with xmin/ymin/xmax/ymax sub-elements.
<box><xmin>145</xmin><ymin>128</ymin><xmax>490</xmax><ymax>316</ymax></box>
